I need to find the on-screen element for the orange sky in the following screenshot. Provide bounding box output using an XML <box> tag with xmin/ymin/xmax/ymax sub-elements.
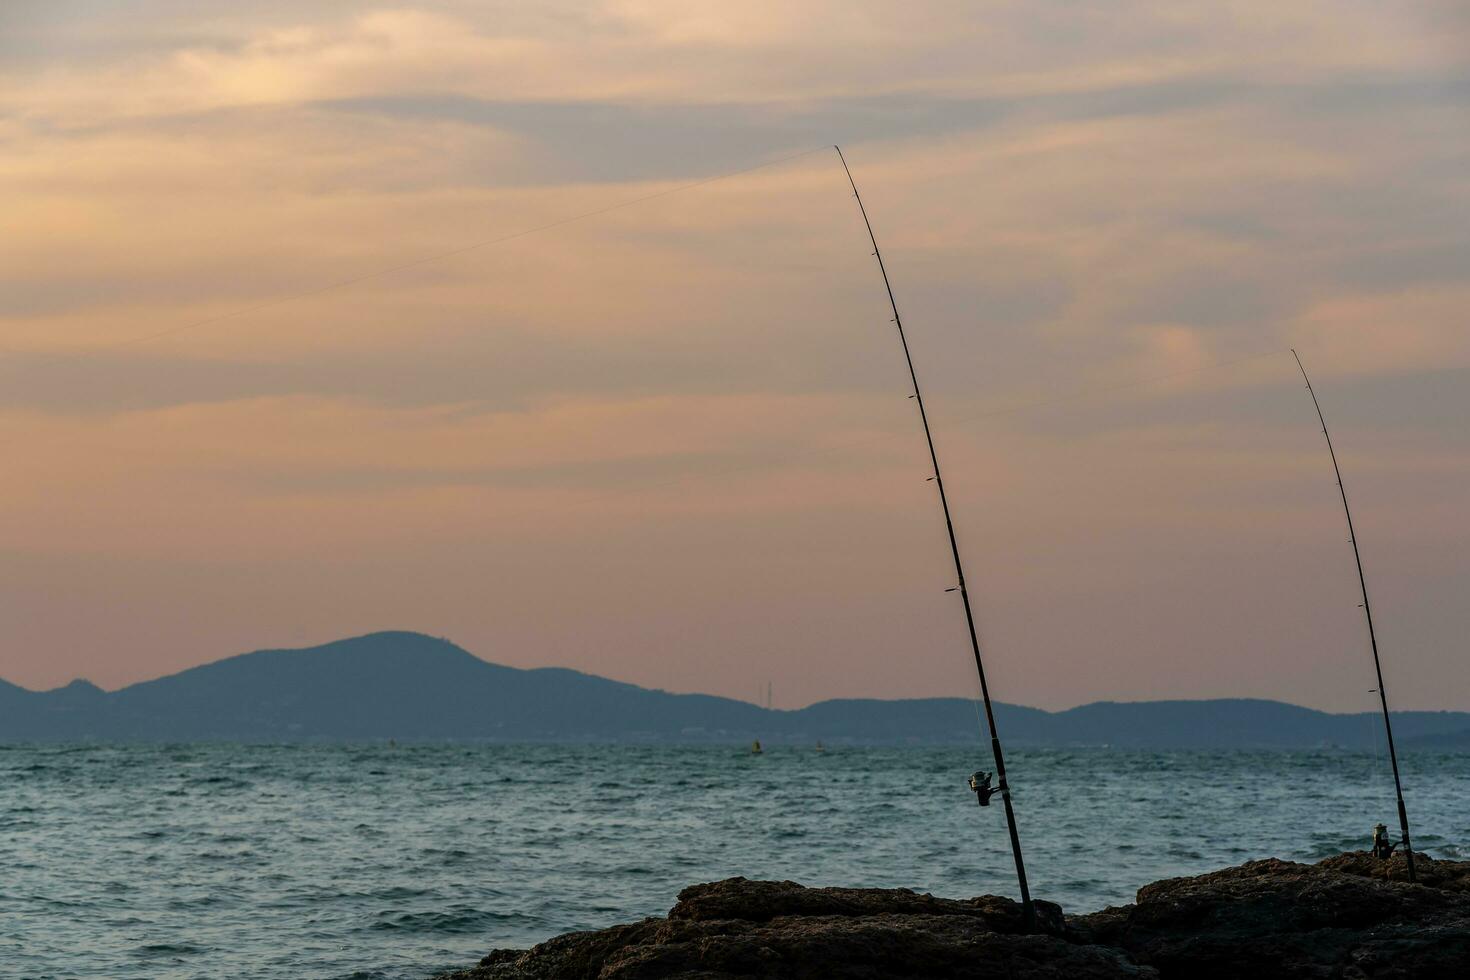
<box><xmin>2</xmin><ymin>1</ymin><xmax>1467</xmax><ymax>711</ymax></box>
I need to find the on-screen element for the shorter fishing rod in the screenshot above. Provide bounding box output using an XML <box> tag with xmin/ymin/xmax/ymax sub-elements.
<box><xmin>1291</xmin><ymin>349</ymin><xmax>1416</xmax><ymax>881</ymax></box>
<box><xmin>834</xmin><ymin>145</ymin><xmax>1035</xmax><ymax>928</ymax></box>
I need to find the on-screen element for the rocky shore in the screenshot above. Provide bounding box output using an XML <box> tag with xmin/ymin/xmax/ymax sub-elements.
<box><xmin>433</xmin><ymin>852</ymin><xmax>1470</xmax><ymax>978</ymax></box>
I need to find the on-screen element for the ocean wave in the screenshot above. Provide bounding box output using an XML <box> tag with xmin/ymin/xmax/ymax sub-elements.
<box><xmin>8</xmin><ymin>743</ymin><xmax>1467</xmax><ymax>980</ymax></box>
<box><xmin>133</xmin><ymin>942</ymin><xmax>205</xmax><ymax>957</ymax></box>
<box><xmin>368</xmin><ymin>906</ymin><xmax>538</xmax><ymax>934</ymax></box>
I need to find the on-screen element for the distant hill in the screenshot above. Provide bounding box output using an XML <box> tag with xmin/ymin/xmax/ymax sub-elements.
<box><xmin>2</xmin><ymin>631</ymin><xmax>1467</xmax><ymax>747</ymax></box>
<box><xmin>1404</xmin><ymin>728</ymin><xmax>1470</xmax><ymax>749</ymax></box>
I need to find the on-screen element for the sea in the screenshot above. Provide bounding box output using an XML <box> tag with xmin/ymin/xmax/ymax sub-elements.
<box><xmin>3</xmin><ymin>743</ymin><xmax>1467</xmax><ymax>980</ymax></box>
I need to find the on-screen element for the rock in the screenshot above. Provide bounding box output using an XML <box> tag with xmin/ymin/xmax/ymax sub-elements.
<box><xmin>1071</xmin><ymin>854</ymin><xmax>1470</xmax><ymax>978</ymax></box>
<box><xmin>434</xmin><ymin>855</ymin><xmax>1470</xmax><ymax>980</ymax></box>
<box><xmin>1317</xmin><ymin>850</ymin><xmax>1470</xmax><ymax>894</ymax></box>
<box><xmin>669</xmin><ymin>877</ymin><xmax>1067</xmax><ymax>936</ymax></box>
<box><xmin>436</xmin><ymin>878</ymin><xmax>1143</xmax><ymax>979</ymax></box>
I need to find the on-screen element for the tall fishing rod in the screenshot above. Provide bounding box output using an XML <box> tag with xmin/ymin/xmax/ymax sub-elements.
<box><xmin>834</xmin><ymin>146</ymin><xmax>1035</xmax><ymax>927</ymax></box>
<box><xmin>1291</xmin><ymin>349</ymin><xmax>1416</xmax><ymax>882</ymax></box>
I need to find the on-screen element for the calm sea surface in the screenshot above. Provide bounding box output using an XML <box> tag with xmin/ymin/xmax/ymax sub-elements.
<box><xmin>3</xmin><ymin>743</ymin><xmax>1467</xmax><ymax>980</ymax></box>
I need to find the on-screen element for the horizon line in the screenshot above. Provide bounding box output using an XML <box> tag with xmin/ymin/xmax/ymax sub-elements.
<box><xmin>5</xmin><ymin>629</ymin><xmax>1468</xmax><ymax>717</ymax></box>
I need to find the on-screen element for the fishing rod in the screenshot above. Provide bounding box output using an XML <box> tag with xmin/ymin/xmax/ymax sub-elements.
<box><xmin>1291</xmin><ymin>349</ymin><xmax>1416</xmax><ymax>882</ymax></box>
<box><xmin>834</xmin><ymin>145</ymin><xmax>1036</xmax><ymax>928</ymax></box>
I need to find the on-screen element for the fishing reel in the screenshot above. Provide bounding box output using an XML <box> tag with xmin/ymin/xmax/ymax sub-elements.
<box><xmin>968</xmin><ymin>770</ymin><xmax>999</xmax><ymax>807</ymax></box>
<box><xmin>1371</xmin><ymin>823</ymin><xmax>1400</xmax><ymax>860</ymax></box>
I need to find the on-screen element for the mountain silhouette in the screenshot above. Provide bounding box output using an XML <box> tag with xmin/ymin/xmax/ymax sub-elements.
<box><xmin>1</xmin><ymin>631</ymin><xmax>1466</xmax><ymax>746</ymax></box>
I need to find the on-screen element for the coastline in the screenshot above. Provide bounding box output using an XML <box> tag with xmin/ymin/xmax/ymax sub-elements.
<box><xmin>431</xmin><ymin>852</ymin><xmax>1470</xmax><ymax>978</ymax></box>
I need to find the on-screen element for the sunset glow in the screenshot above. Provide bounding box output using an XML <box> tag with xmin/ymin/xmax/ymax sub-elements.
<box><xmin>3</xmin><ymin>1</ymin><xmax>1467</xmax><ymax>711</ymax></box>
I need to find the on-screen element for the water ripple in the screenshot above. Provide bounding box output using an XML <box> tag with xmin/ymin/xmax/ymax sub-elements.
<box><xmin>1</xmin><ymin>743</ymin><xmax>1465</xmax><ymax>980</ymax></box>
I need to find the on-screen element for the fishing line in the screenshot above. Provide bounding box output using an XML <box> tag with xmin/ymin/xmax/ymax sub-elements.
<box><xmin>1367</xmin><ymin>695</ymin><xmax>1390</xmax><ymax>807</ymax></box>
<box><xmin>971</xmin><ymin>695</ymin><xmax>988</xmax><ymax>746</ymax></box>
<box><xmin>0</xmin><ymin>145</ymin><xmax>830</xmax><ymax>363</ymax></box>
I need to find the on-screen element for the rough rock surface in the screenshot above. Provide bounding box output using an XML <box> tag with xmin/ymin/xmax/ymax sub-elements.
<box><xmin>1073</xmin><ymin>853</ymin><xmax>1470</xmax><ymax>978</ymax></box>
<box><xmin>434</xmin><ymin>853</ymin><xmax>1470</xmax><ymax>980</ymax></box>
<box><xmin>1317</xmin><ymin>850</ymin><xmax>1470</xmax><ymax>894</ymax></box>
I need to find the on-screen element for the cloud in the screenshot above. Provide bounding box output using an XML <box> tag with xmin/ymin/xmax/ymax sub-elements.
<box><xmin>5</xmin><ymin>2</ymin><xmax>1462</xmax><ymax>129</ymax></box>
<box><xmin>0</xmin><ymin>2</ymin><xmax>1466</xmax><ymax>710</ymax></box>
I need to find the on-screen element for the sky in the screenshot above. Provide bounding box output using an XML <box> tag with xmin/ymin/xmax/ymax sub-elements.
<box><xmin>1</xmin><ymin>1</ymin><xmax>1467</xmax><ymax>712</ymax></box>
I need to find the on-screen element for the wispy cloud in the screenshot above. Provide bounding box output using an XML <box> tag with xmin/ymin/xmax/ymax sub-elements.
<box><xmin>1</xmin><ymin>2</ymin><xmax>1466</xmax><ymax>709</ymax></box>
